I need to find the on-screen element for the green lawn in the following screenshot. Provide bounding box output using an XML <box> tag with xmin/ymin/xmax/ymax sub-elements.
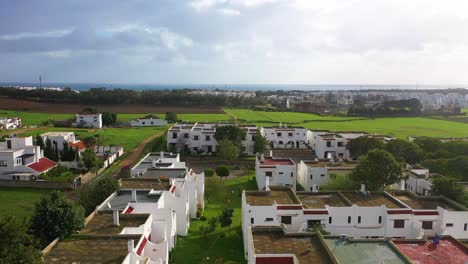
<box><xmin>171</xmin><ymin>174</ymin><xmax>256</xmax><ymax>264</ymax></box>
<box><xmin>0</xmin><ymin>187</ymin><xmax>52</xmax><ymax>221</ymax></box>
<box><xmin>17</xmin><ymin>126</ymin><xmax>168</xmax><ymax>153</ymax></box>
<box><xmin>118</xmin><ymin>113</ymin><xmax>231</xmax><ymax>123</ymax></box>
<box><xmin>0</xmin><ymin>110</ymin><xmax>72</xmax><ymax>126</ymax></box>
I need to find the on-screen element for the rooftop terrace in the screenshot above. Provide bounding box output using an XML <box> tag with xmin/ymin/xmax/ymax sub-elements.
<box><xmin>392</xmin><ymin>193</ymin><xmax>462</xmax><ymax>211</ymax></box>
<box><xmin>252</xmin><ymin>228</ymin><xmax>332</xmax><ymax>264</ymax></box>
<box><xmin>258</xmin><ymin>157</ymin><xmax>294</xmax><ymax>166</ymax></box>
<box><xmin>80</xmin><ymin>212</ymin><xmax>149</xmax><ymax>235</ymax></box>
<box><xmin>246</xmin><ymin>187</ymin><xmax>300</xmax><ymax>206</ymax></box>
<box><xmin>120</xmin><ymin>178</ymin><xmax>172</xmax><ymax>190</ymax></box>
<box><xmin>297</xmin><ymin>193</ymin><xmax>348</xmax><ymax>209</ymax></box>
<box><xmin>394</xmin><ymin>237</ymin><xmax>468</xmax><ymax>264</ymax></box>
<box><xmin>323</xmin><ymin>237</ymin><xmax>410</xmax><ymax>264</ymax></box>
<box><xmin>342</xmin><ymin>192</ymin><xmax>405</xmax><ymax>208</ymax></box>
<box><xmin>43</xmin><ymin>236</ymin><xmax>139</xmax><ymax>264</ymax></box>
<box><xmin>103</xmin><ymin>190</ymin><xmax>161</xmax><ymax>210</ymax></box>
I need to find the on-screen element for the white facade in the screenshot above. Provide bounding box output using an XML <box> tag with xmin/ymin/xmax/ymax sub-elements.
<box><xmin>73</xmin><ymin>113</ymin><xmax>103</xmax><ymax>128</ymax></box>
<box><xmin>41</xmin><ymin>132</ymin><xmax>77</xmax><ymax>152</ymax></box>
<box><xmin>0</xmin><ymin>136</ymin><xmax>57</xmax><ymax>180</ymax></box>
<box><xmin>130</xmin><ymin>116</ymin><xmax>168</xmax><ymax>127</ymax></box>
<box><xmin>167</xmin><ymin>123</ymin><xmax>257</xmax><ymax>155</ymax></box>
<box><xmin>297</xmin><ymin>160</ymin><xmax>356</xmax><ymax>191</ymax></box>
<box><xmin>312</xmin><ymin>131</ymin><xmax>367</xmax><ymax>160</ymax></box>
<box><xmin>0</xmin><ymin>117</ymin><xmax>22</xmax><ymax>130</ymax></box>
<box><xmin>403</xmin><ymin>168</ymin><xmax>433</xmax><ymax>196</ymax></box>
<box><xmin>260</xmin><ymin>126</ymin><xmax>312</xmax><ymax>149</ymax></box>
<box><xmin>255</xmin><ymin>155</ymin><xmax>296</xmax><ymax>191</ymax></box>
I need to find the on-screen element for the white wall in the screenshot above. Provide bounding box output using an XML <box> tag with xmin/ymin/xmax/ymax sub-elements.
<box><xmin>130</xmin><ymin>118</ymin><xmax>168</xmax><ymax>127</ymax></box>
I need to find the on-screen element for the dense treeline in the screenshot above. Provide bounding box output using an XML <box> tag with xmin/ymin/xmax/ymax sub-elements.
<box><xmin>348</xmin><ymin>98</ymin><xmax>422</xmax><ymax>117</ymax></box>
<box><xmin>0</xmin><ymin>87</ymin><xmax>268</xmax><ymax>107</ymax></box>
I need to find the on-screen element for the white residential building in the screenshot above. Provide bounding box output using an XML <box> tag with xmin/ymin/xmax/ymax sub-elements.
<box><xmin>0</xmin><ymin>136</ymin><xmax>57</xmax><ymax>180</ymax></box>
<box><xmin>402</xmin><ymin>166</ymin><xmax>435</xmax><ymax>196</ymax></box>
<box><xmin>73</xmin><ymin>113</ymin><xmax>103</xmax><ymax>128</ymax></box>
<box><xmin>260</xmin><ymin>126</ymin><xmax>312</xmax><ymax>149</ymax></box>
<box><xmin>0</xmin><ymin>117</ymin><xmax>22</xmax><ymax>130</ymax></box>
<box><xmin>130</xmin><ymin>115</ymin><xmax>168</xmax><ymax>127</ymax></box>
<box><xmin>312</xmin><ymin>131</ymin><xmax>367</xmax><ymax>159</ymax></box>
<box><xmin>255</xmin><ymin>155</ymin><xmax>296</xmax><ymax>191</ymax></box>
<box><xmin>167</xmin><ymin>123</ymin><xmax>258</xmax><ymax>155</ymax></box>
<box><xmin>297</xmin><ymin>160</ymin><xmax>357</xmax><ymax>191</ymax></box>
<box><xmin>41</xmin><ymin>132</ymin><xmax>78</xmax><ymax>151</ymax></box>
<box><xmin>242</xmin><ymin>186</ymin><xmax>468</xmax><ymax>255</ymax></box>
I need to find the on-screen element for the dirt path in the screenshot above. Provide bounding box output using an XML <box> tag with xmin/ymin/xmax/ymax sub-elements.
<box><xmin>120</xmin><ymin>130</ymin><xmax>166</xmax><ymax>168</ymax></box>
<box><xmin>224</xmin><ymin>109</ymin><xmax>238</xmax><ymax>125</ymax></box>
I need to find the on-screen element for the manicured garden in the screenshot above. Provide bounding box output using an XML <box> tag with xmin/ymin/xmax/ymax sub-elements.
<box><xmin>0</xmin><ymin>187</ymin><xmax>52</xmax><ymax>221</ymax></box>
<box><xmin>171</xmin><ymin>174</ymin><xmax>256</xmax><ymax>264</ymax></box>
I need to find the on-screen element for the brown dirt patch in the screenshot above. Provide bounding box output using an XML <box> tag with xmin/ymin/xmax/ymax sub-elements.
<box><xmin>0</xmin><ymin>97</ymin><xmax>223</xmax><ymax>114</ymax></box>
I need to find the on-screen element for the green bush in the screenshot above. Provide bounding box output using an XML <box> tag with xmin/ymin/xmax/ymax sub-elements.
<box><xmin>200</xmin><ymin>216</ymin><xmax>207</xmax><ymax>221</ymax></box>
<box><xmin>215</xmin><ymin>166</ymin><xmax>230</xmax><ymax>177</ymax></box>
<box><xmin>204</xmin><ymin>169</ymin><xmax>214</xmax><ymax>177</ymax></box>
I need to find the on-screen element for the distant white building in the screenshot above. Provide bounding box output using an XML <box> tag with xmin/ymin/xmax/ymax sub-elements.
<box><xmin>297</xmin><ymin>160</ymin><xmax>357</xmax><ymax>191</ymax></box>
<box><xmin>255</xmin><ymin>154</ymin><xmax>296</xmax><ymax>191</ymax></box>
<box><xmin>0</xmin><ymin>136</ymin><xmax>57</xmax><ymax>180</ymax></box>
<box><xmin>260</xmin><ymin>126</ymin><xmax>312</xmax><ymax>149</ymax></box>
<box><xmin>0</xmin><ymin>117</ymin><xmax>22</xmax><ymax>130</ymax></box>
<box><xmin>130</xmin><ymin>115</ymin><xmax>168</xmax><ymax>127</ymax></box>
<box><xmin>73</xmin><ymin>113</ymin><xmax>102</xmax><ymax>128</ymax></box>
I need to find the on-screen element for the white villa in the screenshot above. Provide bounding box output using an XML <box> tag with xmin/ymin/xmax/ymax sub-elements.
<box><xmin>255</xmin><ymin>154</ymin><xmax>296</xmax><ymax>191</ymax></box>
<box><xmin>130</xmin><ymin>115</ymin><xmax>168</xmax><ymax>127</ymax></box>
<box><xmin>73</xmin><ymin>113</ymin><xmax>103</xmax><ymax>128</ymax></box>
<box><xmin>312</xmin><ymin>131</ymin><xmax>368</xmax><ymax>160</ymax></box>
<box><xmin>0</xmin><ymin>136</ymin><xmax>57</xmax><ymax>180</ymax></box>
<box><xmin>297</xmin><ymin>160</ymin><xmax>357</xmax><ymax>191</ymax></box>
<box><xmin>0</xmin><ymin>117</ymin><xmax>22</xmax><ymax>130</ymax></box>
<box><xmin>260</xmin><ymin>126</ymin><xmax>312</xmax><ymax>149</ymax></box>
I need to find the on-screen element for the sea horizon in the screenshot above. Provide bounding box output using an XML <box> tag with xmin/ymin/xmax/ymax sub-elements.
<box><xmin>1</xmin><ymin>82</ymin><xmax>468</xmax><ymax>91</ymax></box>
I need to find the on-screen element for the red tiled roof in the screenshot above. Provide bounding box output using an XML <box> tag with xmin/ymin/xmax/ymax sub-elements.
<box><xmin>27</xmin><ymin>158</ymin><xmax>57</xmax><ymax>173</ymax></box>
<box><xmin>394</xmin><ymin>237</ymin><xmax>468</xmax><ymax>264</ymax></box>
<box><xmin>260</xmin><ymin>157</ymin><xmax>294</xmax><ymax>166</ymax></box>
<box><xmin>69</xmin><ymin>141</ymin><xmax>86</xmax><ymax>151</ymax></box>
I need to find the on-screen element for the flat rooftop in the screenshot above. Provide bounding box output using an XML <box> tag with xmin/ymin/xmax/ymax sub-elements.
<box><xmin>104</xmin><ymin>190</ymin><xmax>161</xmax><ymax>210</ymax></box>
<box><xmin>252</xmin><ymin>228</ymin><xmax>332</xmax><ymax>263</ymax></box>
<box><xmin>342</xmin><ymin>192</ymin><xmax>405</xmax><ymax>208</ymax></box>
<box><xmin>297</xmin><ymin>193</ymin><xmax>348</xmax><ymax>208</ymax></box>
<box><xmin>246</xmin><ymin>187</ymin><xmax>300</xmax><ymax>206</ymax></box>
<box><xmin>41</xmin><ymin>132</ymin><xmax>73</xmax><ymax>136</ymax></box>
<box><xmin>258</xmin><ymin>157</ymin><xmax>294</xmax><ymax>166</ymax></box>
<box><xmin>120</xmin><ymin>178</ymin><xmax>172</xmax><ymax>190</ymax></box>
<box><xmin>303</xmin><ymin>160</ymin><xmax>356</xmax><ymax>168</ymax></box>
<box><xmin>43</xmin><ymin>236</ymin><xmax>139</xmax><ymax>264</ymax></box>
<box><xmin>143</xmin><ymin>168</ymin><xmax>187</xmax><ymax>178</ymax></box>
<box><xmin>323</xmin><ymin>237</ymin><xmax>409</xmax><ymax>264</ymax></box>
<box><xmin>80</xmin><ymin>212</ymin><xmax>149</xmax><ymax>235</ymax></box>
<box><xmin>270</xmin><ymin>150</ymin><xmax>315</xmax><ymax>163</ymax></box>
<box><xmin>392</xmin><ymin>193</ymin><xmax>460</xmax><ymax>211</ymax></box>
<box><xmin>394</xmin><ymin>237</ymin><xmax>468</xmax><ymax>264</ymax></box>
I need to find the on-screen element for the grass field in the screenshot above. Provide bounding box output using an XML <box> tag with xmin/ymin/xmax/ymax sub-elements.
<box><xmin>0</xmin><ymin>187</ymin><xmax>52</xmax><ymax>221</ymax></box>
<box><xmin>16</xmin><ymin>126</ymin><xmax>168</xmax><ymax>153</ymax></box>
<box><xmin>0</xmin><ymin>110</ymin><xmax>72</xmax><ymax>126</ymax></box>
<box><xmin>116</xmin><ymin>113</ymin><xmax>232</xmax><ymax>123</ymax></box>
<box><xmin>171</xmin><ymin>174</ymin><xmax>256</xmax><ymax>264</ymax></box>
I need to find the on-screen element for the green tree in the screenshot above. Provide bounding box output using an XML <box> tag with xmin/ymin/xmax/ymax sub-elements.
<box><xmin>413</xmin><ymin>137</ymin><xmax>443</xmax><ymax>154</ymax></box>
<box><xmin>253</xmin><ymin>132</ymin><xmax>269</xmax><ymax>154</ymax></box>
<box><xmin>35</xmin><ymin>134</ymin><xmax>45</xmax><ymax>149</ymax></box>
<box><xmin>81</xmin><ymin>107</ymin><xmax>97</xmax><ymax>114</ymax></box>
<box><xmin>214</xmin><ymin>125</ymin><xmax>246</xmax><ymax>145</ymax></box>
<box><xmin>350</xmin><ymin>149</ymin><xmax>402</xmax><ymax>190</ymax></box>
<box><xmin>81</xmin><ymin>148</ymin><xmax>103</xmax><ymax>172</ymax></box>
<box><xmin>205</xmin><ymin>176</ymin><xmax>226</xmax><ymax>202</ymax></box>
<box><xmin>430</xmin><ymin>176</ymin><xmax>468</xmax><ymax>206</ymax></box>
<box><xmin>60</xmin><ymin>141</ymin><xmax>76</xmax><ymax>161</ymax></box>
<box><xmin>102</xmin><ymin>112</ymin><xmax>117</xmax><ymax>126</ymax></box>
<box><xmin>79</xmin><ymin>175</ymin><xmax>120</xmax><ymax>215</ymax></box>
<box><xmin>385</xmin><ymin>139</ymin><xmax>423</xmax><ymax>164</ymax></box>
<box><xmin>82</xmin><ymin>136</ymin><xmax>97</xmax><ymax>148</ymax></box>
<box><xmin>215</xmin><ymin>165</ymin><xmax>230</xmax><ymax>177</ymax></box>
<box><xmin>0</xmin><ymin>217</ymin><xmax>41</xmax><ymax>263</ymax></box>
<box><xmin>346</xmin><ymin>136</ymin><xmax>384</xmax><ymax>159</ymax></box>
<box><xmin>199</xmin><ymin>217</ymin><xmax>218</xmax><ymax>238</ymax></box>
<box><xmin>218</xmin><ymin>206</ymin><xmax>234</xmax><ymax>231</ymax></box>
<box><xmin>320</xmin><ymin>174</ymin><xmax>358</xmax><ymax>191</ymax></box>
<box><xmin>217</xmin><ymin>138</ymin><xmax>240</xmax><ymax>161</ymax></box>
<box><xmin>165</xmin><ymin>112</ymin><xmax>178</xmax><ymax>123</ymax></box>
<box><xmin>44</xmin><ymin>138</ymin><xmax>58</xmax><ymax>161</ymax></box>
<box><xmin>30</xmin><ymin>191</ymin><xmax>84</xmax><ymax>248</ymax></box>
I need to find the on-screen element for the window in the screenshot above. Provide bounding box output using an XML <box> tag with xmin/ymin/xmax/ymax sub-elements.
<box><xmin>358</xmin><ymin>216</ymin><xmax>361</xmax><ymax>224</ymax></box>
<box><xmin>205</xmin><ymin>135</ymin><xmax>210</xmax><ymax>141</ymax></box>
<box><xmin>394</xmin><ymin>220</ymin><xmax>405</xmax><ymax>229</ymax></box>
<box><xmin>265</xmin><ymin>171</ymin><xmax>273</xmax><ymax>177</ymax></box>
<box><xmin>278</xmin><ymin>172</ymin><xmax>284</xmax><ymax>175</ymax></box>
<box><xmin>279</xmin><ymin>141</ymin><xmax>283</xmax><ymax>145</ymax></box>
<box><xmin>308</xmin><ymin>220</ymin><xmax>321</xmax><ymax>228</ymax></box>
<box><xmin>310</xmin><ymin>174</ymin><xmax>313</xmax><ymax>180</ymax></box>
<box><xmin>326</xmin><ymin>141</ymin><xmax>332</xmax><ymax>147</ymax></box>
<box><xmin>277</xmin><ymin>133</ymin><xmax>282</xmax><ymax>137</ymax></box>
<box><xmin>172</xmin><ymin>133</ymin><xmax>177</xmax><ymax>139</ymax></box>
<box><xmin>184</xmin><ymin>133</ymin><xmax>189</xmax><ymax>138</ymax></box>
<box><xmin>378</xmin><ymin>216</ymin><xmax>382</xmax><ymax>224</ymax></box>
<box><xmin>16</xmin><ymin>158</ymin><xmax>22</xmax><ymax>165</ymax></box>
<box><xmin>0</xmin><ymin>160</ymin><xmax>7</xmax><ymax>167</ymax></box>
<box><xmin>446</xmin><ymin>223</ymin><xmax>454</xmax><ymax>228</ymax></box>
<box><xmin>251</xmin><ymin>218</ymin><xmax>254</xmax><ymax>224</ymax></box>
<box><xmin>464</xmin><ymin>223</ymin><xmax>467</xmax><ymax>231</ymax></box>
<box><xmin>142</xmin><ymin>122</ymin><xmax>146</xmax><ymax>125</ymax></box>
<box><xmin>320</xmin><ymin>174</ymin><xmax>325</xmax><ymax>177</ymax></box>
<box><xmin>265</xmin><ymin>218</ymin><xmax>273</xmax><ymax>222</ymax></box>
<box><xmin>329</xmin><ymin>217</ymin><xmax>332</xmax><ymax>224</ymax></box>
<box><xmin>291</xmin><ymin>172</ymin><xmax>293</xmax><ymax>177</ymax></box>
<box><xmin>348</xmin><ymin>216</ymin><xmax>351</xmax><ymax>224</ymax></box>
<box><xmin>281</xmin><ymin>216</ymin><xmax>292</xmax><ymax>225</ymax></box>
<box><xmin>252</xmin><ymin>135</ymin><xmax>255</xmax><ymax>141</ymax></box>
<box><xmin>288</xmin><ymin>133</ymin><xmax>293</xmax><ymax>137</ymax></box>
<box><xmin>422</xmin><ymin>221</ymin><xmax>433</xmax><ymax>230</ymax></box>
<box><xmin>194</xmin><ymin>135</ymin><xmax>199</xmax><ymax>141</ymax></box>
<box><xmin>337</xmin><ymin>142</ymin><xmax>344</xmax><ymax>147</ymax></box>
<box><xmin>151</xmin><ymin>122</ymin><xmax>154</xmax><ymax>125</ymax></box>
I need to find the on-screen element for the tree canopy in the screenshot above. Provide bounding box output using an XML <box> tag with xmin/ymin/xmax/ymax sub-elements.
<box><xmin>165</xmin><ymin>112</ymin><xmax>178</xmax><ymax>123</ymax></box>
<box><xmin>430</xmin><ymin>176</ymin><xmax>468</xmax><ymax>207</ymax></box>
<box><xmin>0</xmin><ymin>217</ymin><xmax>41</xmax><ymax>263</ymax></box>
<box><xmin>217</xmin><ymin>138</ymin><xmax>240</xmax><ymax>161</ymax></box>
<box><xmin>346</xmin><ymin>136</ymin><xmax>384</xmax><ymax>159</ymax></box>
<box><xmin>253</xmin><ymin>132</ymin><xmax>269</xmax><ymax>154</ymax></box>
<box><xmin>79</xmin><ymin>175</ymin><xmax>120</xmax><ymax>215</ymax></box>
<box><xmin>350</xmin><ymin>149</ymin><xmax>402</xmax><ymax>190</ymax></box>
<box><xmin>385</xmin><ymin>139</ymin><xmax>423</xmax><ymax>164</ymax></box>
<box><xmin>218</xmin><ymin>206</ymin><xmax>234</xmax><ymax>231</ymax></box>
<box><xmin>214</xmin><ymin>125</ymin><xmax>246</xmax><ymax>145</ymax></box>
<box><xmin>81</xmin><ymin>148</ymin><xmax>103</xmax><ymax>172</ymax></box>
<box><xmin>102</xmin><ymin>112</ymin><xmax>117</xmax><ymax>126</ymax></box>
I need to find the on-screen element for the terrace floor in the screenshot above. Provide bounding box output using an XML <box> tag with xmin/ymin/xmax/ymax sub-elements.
<box><xmin>80</xmin><ymin>212</ymin><xmax>149</xmax><ymax>235</ymax></box>
<box><xmin>393</xmin><ymin>194</ymin><xmax>457</xmax><ymax>211</ymax></box>
<box><xmin>394</xmin><ymin>238</ymin><xmax>468</xmax><ymax>264</ymax></box>
<box><xmin>343</xmin><ymin>192</ymin><xmax>405</xmax><ymax>208</ymax></box>
<box><xmin>297</xmin><ymin>193</ymin><xmax>348</xmax><ymax>208</ymax></box>
<box><xmin>246</xmin><ymin>188</ymin><xmax>299</xmax><ymax>206</ymax></box>
<box><xmin>120</xmin><ymin>178</ymin><xmax>172</xmax><ymax>190</ymax></box>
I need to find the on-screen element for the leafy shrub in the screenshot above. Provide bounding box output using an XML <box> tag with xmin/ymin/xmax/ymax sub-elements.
<box><xmin>200</xmin><ymin>216</ymin><xmax>207</xmax><ymax>221</ymax></box>
<box><xmin>204</xmin><ymin>169</ymin><xmax>214</xmax><ymax>177</ymax></box>
<box><xmin>215</xmin><ymin>166</ymin><xmax>230</xmax><ymax>177</ymax></box>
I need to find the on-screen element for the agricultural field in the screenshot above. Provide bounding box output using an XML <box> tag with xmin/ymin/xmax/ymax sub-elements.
<box><xmin>0</xmin><ymin>187</ymin><xmax>52</xmax><ymax>221</ymax></box>
<box><xmin>0</xmin><ymin>110</ymin><xmax>72</xmax><ymax>126</ymax></box>
<box><xmin>117</xmin><ymin>113</ymin><xmax>232</xmax><ymax>123</ymax></box>
<box><xmin>171</xmin><ymin>174</ymin><xmax>256</xmax><ymax>264</ymax></box>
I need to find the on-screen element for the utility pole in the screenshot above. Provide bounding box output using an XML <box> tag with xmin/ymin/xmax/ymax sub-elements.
<box><xmin>39</xmin><ymin>75</ymin><xmax>42</xmax><ymax>89</ymax></box>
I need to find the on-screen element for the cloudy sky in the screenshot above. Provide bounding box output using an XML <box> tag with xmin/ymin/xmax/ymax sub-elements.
<box><xmin>1</xmin><ymin>0</ymin><xmax>468</xmax><ymax>84</ymax></box>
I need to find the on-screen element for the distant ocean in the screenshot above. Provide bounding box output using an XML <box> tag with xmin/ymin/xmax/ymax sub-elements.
<box><xmin>0</xmin><ymin>83</ymin><xmax>467</xmax><ymax>91</ymax></box>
